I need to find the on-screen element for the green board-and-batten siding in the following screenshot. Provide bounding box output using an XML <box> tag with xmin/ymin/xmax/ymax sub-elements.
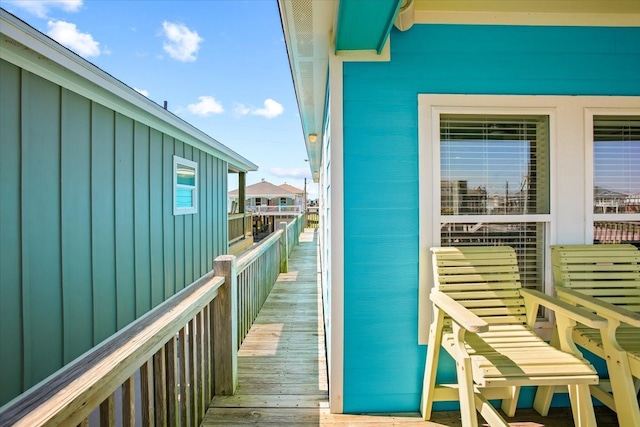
<box><xmin>0</xmin><ymin>58</ymin><xmax>229</xmax><ymax>406</ymax></box>
<box><xmin>341</xmin><ymin>24</ymin><xmax>640</xmax><ymax>413</ymax></box>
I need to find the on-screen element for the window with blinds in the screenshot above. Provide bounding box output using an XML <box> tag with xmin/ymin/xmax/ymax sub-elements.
<box><xmin>173</xmin><ymin>156</ymin><xmax>198</xmax><ymax>215</ymax></box>
<box><xmin>593</xmin><ymin>116</ymin><xmax>640</xmax><ymax>247</ymax></box>
<box><xmin>439</xmin><ymin>115</ymin><xmax>550</xmax><ymax>293</ymax></box>
<box><xmin>440</xmin><ymin>115</ymin><xmax>550</xmax><ymax>216</ymax></box>
<box><xmin>593</xmin><ymin>116</ymin><xmax>640</xmax><ymax>215</ymax></box>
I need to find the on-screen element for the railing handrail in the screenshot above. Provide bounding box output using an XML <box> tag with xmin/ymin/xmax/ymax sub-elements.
<box><xmin>236</xmin><ymin>229</ymin><xmax>284</xmax><ymax>273</ymax></box>
<box><xmin>0</xmin><ymin>273</ymin><xmax>225</xmax><ymax>426</ymax></box>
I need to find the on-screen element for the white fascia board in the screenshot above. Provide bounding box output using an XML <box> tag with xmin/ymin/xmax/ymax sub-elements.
<box><xmin>0</xmin><ymin>10</ymin><xmax>258</xmax><ymax>173</ymax></box>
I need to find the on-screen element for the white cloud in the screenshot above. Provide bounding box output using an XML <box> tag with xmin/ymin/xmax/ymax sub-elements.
<box><xmin>270</xmin><ymin>168</ymin><xmax>311</xmax><ymax>180</ymax></box>
<box><xmin>252</xmin><ymin>98</ymin><xmax>284</xmax><ymax>119</ymax></box>
<box><xmin>5</xmin><ymin>0</ymin><xmax>83</xmax><ymax>18</ymax></box>
<box><xmin>134</xmin><ymin>88</ymin><xmax>149</xmax><ymax>97</ymax></box>
<box><xmin>187</xmin><ymin>96</ymin><xmax>224</xmax><ymax>116</ymax></box>
<box><xmin>162</xmin><ymin>21</ymin><xmax>203</xmax><ymax>62</ymax></box>
<box><xmin>47</xmin><ymin>20</ymin><xmax>101</xmax><ymax>57</ymax></box>
<box><xmin>233</xmin><ymin>103</ymin><xmax>251</xmax><ymax>117</ymax></box>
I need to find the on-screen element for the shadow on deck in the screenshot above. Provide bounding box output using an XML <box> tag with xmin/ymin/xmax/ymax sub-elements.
<box><xmin>201</xmin><ymin>229</ymin><xmax>619</xmax><ymax>426</ymax></box>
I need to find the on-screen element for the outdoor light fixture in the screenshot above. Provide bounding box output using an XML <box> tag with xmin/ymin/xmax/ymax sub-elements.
<box><xmin>309</xmin><ymin>134</ymin><xmax>318</xmax><ymax>142</ymax></box>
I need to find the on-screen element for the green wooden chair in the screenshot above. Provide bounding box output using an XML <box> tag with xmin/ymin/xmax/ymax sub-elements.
<box><xmin>420</xmin><ymin>246</ymin><xmax>606</xmax><ymax>427</ymax></box>
<box><xmin>546</xmin><ymin>244</ymin><xmax>640</xmax><ymax>427</ymax></box>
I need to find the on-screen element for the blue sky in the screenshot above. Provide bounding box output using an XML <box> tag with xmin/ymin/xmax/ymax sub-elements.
<box><xmin>1</xmin><ymin>0</ymin><xmax>316</xmax><ymax>197</ymax></box>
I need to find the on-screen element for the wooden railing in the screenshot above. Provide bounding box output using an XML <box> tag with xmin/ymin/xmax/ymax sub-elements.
<box><xmin>228</xmin><ymin>212</ymin><xmax>252</xmax><ymax>244</ymax></box>
<box><xmin>234</xmin><ymin>213</ymin><xmax>304</xmax><ymax>346</ymax></box>
<box><xmin>0</xmin><ymin>214</ymin><xmax>306</xmax><ymax>426</ymax></box>
<box><xmin>0</xmin><ymin>271</ymin><xmax>228</xmax><ymax>426</ymax></box>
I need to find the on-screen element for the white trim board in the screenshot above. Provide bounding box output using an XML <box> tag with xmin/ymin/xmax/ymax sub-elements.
<box><xmin>417</xmin><ymin>94</ymin><xmax>640</xmax><ymax>344</ymax></box>
<box><xmin>328</xmin><ymin>52</ymin><xmax>345</xmax><ymax>414</ymax></box>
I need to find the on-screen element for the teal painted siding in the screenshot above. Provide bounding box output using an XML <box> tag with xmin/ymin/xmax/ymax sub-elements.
<box><xmin>0</xmin><ymin>59</ymin><xmax>230</xmax><ymax>406</ymax></box>
<box><xmin>341</xmin><ymin>24</ymin><xmax>640</xmax><ymax>413</ymax></box>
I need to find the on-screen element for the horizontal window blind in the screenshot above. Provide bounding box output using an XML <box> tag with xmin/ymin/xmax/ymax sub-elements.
<box><xmin>440</xmin><ymin>222</ymin><xmax>545</xmax><ymax>292</ymax></box>
<box><xmin>593</xmin><ymin>116</ymin><xmax>640</xmax><ymax>215</ymax></box>
<box><xmin>441</xmin><ymin>115</ymin><xmax>549</xmax><ymax>216</ymax></box>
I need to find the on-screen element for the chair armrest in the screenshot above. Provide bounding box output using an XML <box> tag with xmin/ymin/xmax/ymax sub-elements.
<box><xmin>430</xmin><ymin>291</ymin><xmax>489</xmax><ymax>333</ymax></box>
<box><xmin>555</xmin><ymin>287</ymin><xmax>640</xmax><ymax>328</ymax></box>
<box><xmin>520</xmin><ymin>288</ymin><xmax>607</xmax><ymax>329</ymax></box>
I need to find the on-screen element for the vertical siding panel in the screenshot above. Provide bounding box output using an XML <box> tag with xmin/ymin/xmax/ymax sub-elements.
<box><xmin>206</xmin><ymin>156</ymin><xmax>213</xmax><ymax>268</ymax></box>
<box><xmin>163</xmin><ymin>135</ymin><xmax>176</xmax><ymax>297</ymax></box>
<box><xmin>134</xmin><ymin>122</ymin><xmax>151</xmax><ymax>317</ymax></box>
<box><xmin>60</xmin><ymin>89</ymin><xmax>93</xmax><ymax>362</ymax></box>
<box><xmin>0</xmin><ymin>59</ymin><xmax>23</xmax><ymax>405</ymax></box>
<box><xmin>91</xmin><ymin>102</ymin><xmax>117</xmax><ymax>344</ymax></box>
<box><xmin>174</xmin><ymin>141</ymin><xmax>185</xmax><ymax>291</ymax></box>
<box><xmin>192</xmin><ymin>148</ymin><xmax>201</xmax><ymax>278</ymax></box>
<box><xmin>183</xmin><ymin>145</ymin><xmax>194</xmax><ymax>285</ymax></box>
<box><xmin>115</xmin><ymin>113</ymin><xmax>136</xmax><ymax>328</ymax></box>
<box><xmin>149</xmin><ymin>129</ymin><xmax>164</xmax><ymax>307</ymax></box>
<box><xmin>199</xmin><ymin>150</ymin><xmax>207</xmax><ymax>274</ymax></box>
<box><xmin>210</xmin><ymin>159</ymin><xmax>219</xmax><ymax>257</ymax></box>
<box><xmin>21</xmin><ymin>71</ymin><xmax>63</xmax><ymax>387</ymax></box>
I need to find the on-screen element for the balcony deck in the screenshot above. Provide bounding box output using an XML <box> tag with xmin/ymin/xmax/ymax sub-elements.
<box><xmin>201</xmin><ymin>229</ymin><xmax>619</xmax><ymax>426</ymax></box>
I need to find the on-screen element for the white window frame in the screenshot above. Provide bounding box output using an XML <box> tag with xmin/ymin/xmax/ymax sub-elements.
<box><xmin>418</xmin><ymin>95</ymin><xmax>640</xmax><ymax>344</ymax></box>
<box><xmin>585</xmin><ymin>110</ymin><xmax>640</xmax><ymax>240</ymax></box>
<box><xmin>173</xmin><ymin>155</ymin><xmax>198</xmax><ymax>215</ymax></box>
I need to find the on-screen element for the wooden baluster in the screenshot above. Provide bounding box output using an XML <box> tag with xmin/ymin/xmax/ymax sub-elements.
<box><xmin>197</xmin><ymin>310</ymin><xmax>206</xmax><ymax>421</ymax></box>
<box><xmin>122</xmin><ymin>376</ymin><xmax>135</xmax><ymax>427</ymax></box>
<box><xmin>203</xmin><ymin>304</ymin><xmax>212</xmax><ymax>406</ymax></box>
<box><xmin>188</xmin><ymin>319</ymin><xmax>197</xmax><ymax>424</ymax></box>
<box><xmin>165</xmin><ymin>336</ymin><xmax>179</xmax><ymax>427</ymax></box>
<box><xmin>140</xmin><ymin>361</ymin><xmax>154</xmax><ymax>427</ymax></box>
<box><xmin>99</xmin><ymin>394</ymin><xmax>115</xmax><ymax>427</ymax></box>
<box><xmin>178</xmin><ymin>327</ymin><xmax>190</xmax><ymax>427</ymax></box>
<box><xmin>153</xmin><ymin>347</ymin><xmax>167</xmax><ymax>427</ymax></box>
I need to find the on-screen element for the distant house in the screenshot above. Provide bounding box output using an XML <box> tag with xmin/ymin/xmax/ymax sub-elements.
<box><xmin>0</xmin><ymin>9</ymin><xmax>257</xmax><ymax>406</ymax></box>
<box><xmin>279</xmin><ymin>0</ymin><xmax>640</xmax><ymax>415</ymax></box>
<box><xmin>228</xmin><ymin>179</ymin><xmax>301</xmax><ymax>210</ymax></box>
<box><xmin>279</xmin><ymin>183</ymin><xmax>305</xmax><ymax>206</ymax></box>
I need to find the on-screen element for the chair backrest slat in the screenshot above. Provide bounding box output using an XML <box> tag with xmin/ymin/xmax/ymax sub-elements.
<box><xmin>432</xmin><ymin>246</ymin><xmax>526</xmax><ymax>326</ymax></box>
<box><xmin>552</xmin><ymin>244</ymin><xmax>640</xmax><ymax>315</ymax></box>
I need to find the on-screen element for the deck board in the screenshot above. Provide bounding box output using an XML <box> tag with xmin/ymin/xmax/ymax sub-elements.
<box><xmin>202</xmin><ymin>229</ymin><xmax>619</xmax><ymax>426</ymax></box>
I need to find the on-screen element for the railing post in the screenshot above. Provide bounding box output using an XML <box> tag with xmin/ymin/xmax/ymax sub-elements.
<box><xmin>279</xmin><ymin>222</ymin><xmax>288</xmax><ymax>273</ymax></box>
<box><xmin>213</xmin><ymin>255</ymin><xmax>238</xmax><ymax>396</ymax></box>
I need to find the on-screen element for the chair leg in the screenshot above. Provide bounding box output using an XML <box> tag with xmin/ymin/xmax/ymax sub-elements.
<box><xmin>567</xmin><ymin>384</ymin><xmax>597</xmax><ymax>427</ymax></box>
<box><xmin>452</xmin><ymin>324</ymin><xmax>478</xmax><ymax>427</ymax></box>
<box><xmin>421</xmin><ymin>310</ymin><xmax>444</xmax><ymax>420</ymax></box>
<box><xmin>500</xmin><ymin>386</ymin><xmax>520</xmax><ymax>417</ymax></box>
<box><xmin>600</xmin><ymin>332</ymin><xmax>640</xmax><ymax>427</ymax></box>
<box><xmin>533</xmin><ymin>324</ymin><xmax>561</xmax><ymax>415</ymax></box>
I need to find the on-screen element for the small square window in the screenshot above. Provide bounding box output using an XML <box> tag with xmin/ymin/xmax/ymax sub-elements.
<box><xmin>173</xmin><ymin>156</ymin><xmax>197</xmax><ymax>215</ymax></box>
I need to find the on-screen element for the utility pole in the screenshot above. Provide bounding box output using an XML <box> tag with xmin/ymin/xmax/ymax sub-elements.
<box><xmin>303</xmin><ymin>177</ymin><xmax>307</xmax><ymax>227</ymax></box>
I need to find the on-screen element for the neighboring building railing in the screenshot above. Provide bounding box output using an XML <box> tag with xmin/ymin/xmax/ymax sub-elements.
<box><xmin>251</xmin><ymin>205</ymin><xmax>302</xmax><ymax>215</ymax></box>
<box><xmin>0</xmin><ymin>213</ymin><xmax>306</xmax><ymax>426</ymax></box>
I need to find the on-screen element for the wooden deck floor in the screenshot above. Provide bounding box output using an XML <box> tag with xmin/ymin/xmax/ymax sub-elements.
<box><xmin>201</xmin><ymin>229</ymin><xmax>619</xmax><ymax>426</ymax></box>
